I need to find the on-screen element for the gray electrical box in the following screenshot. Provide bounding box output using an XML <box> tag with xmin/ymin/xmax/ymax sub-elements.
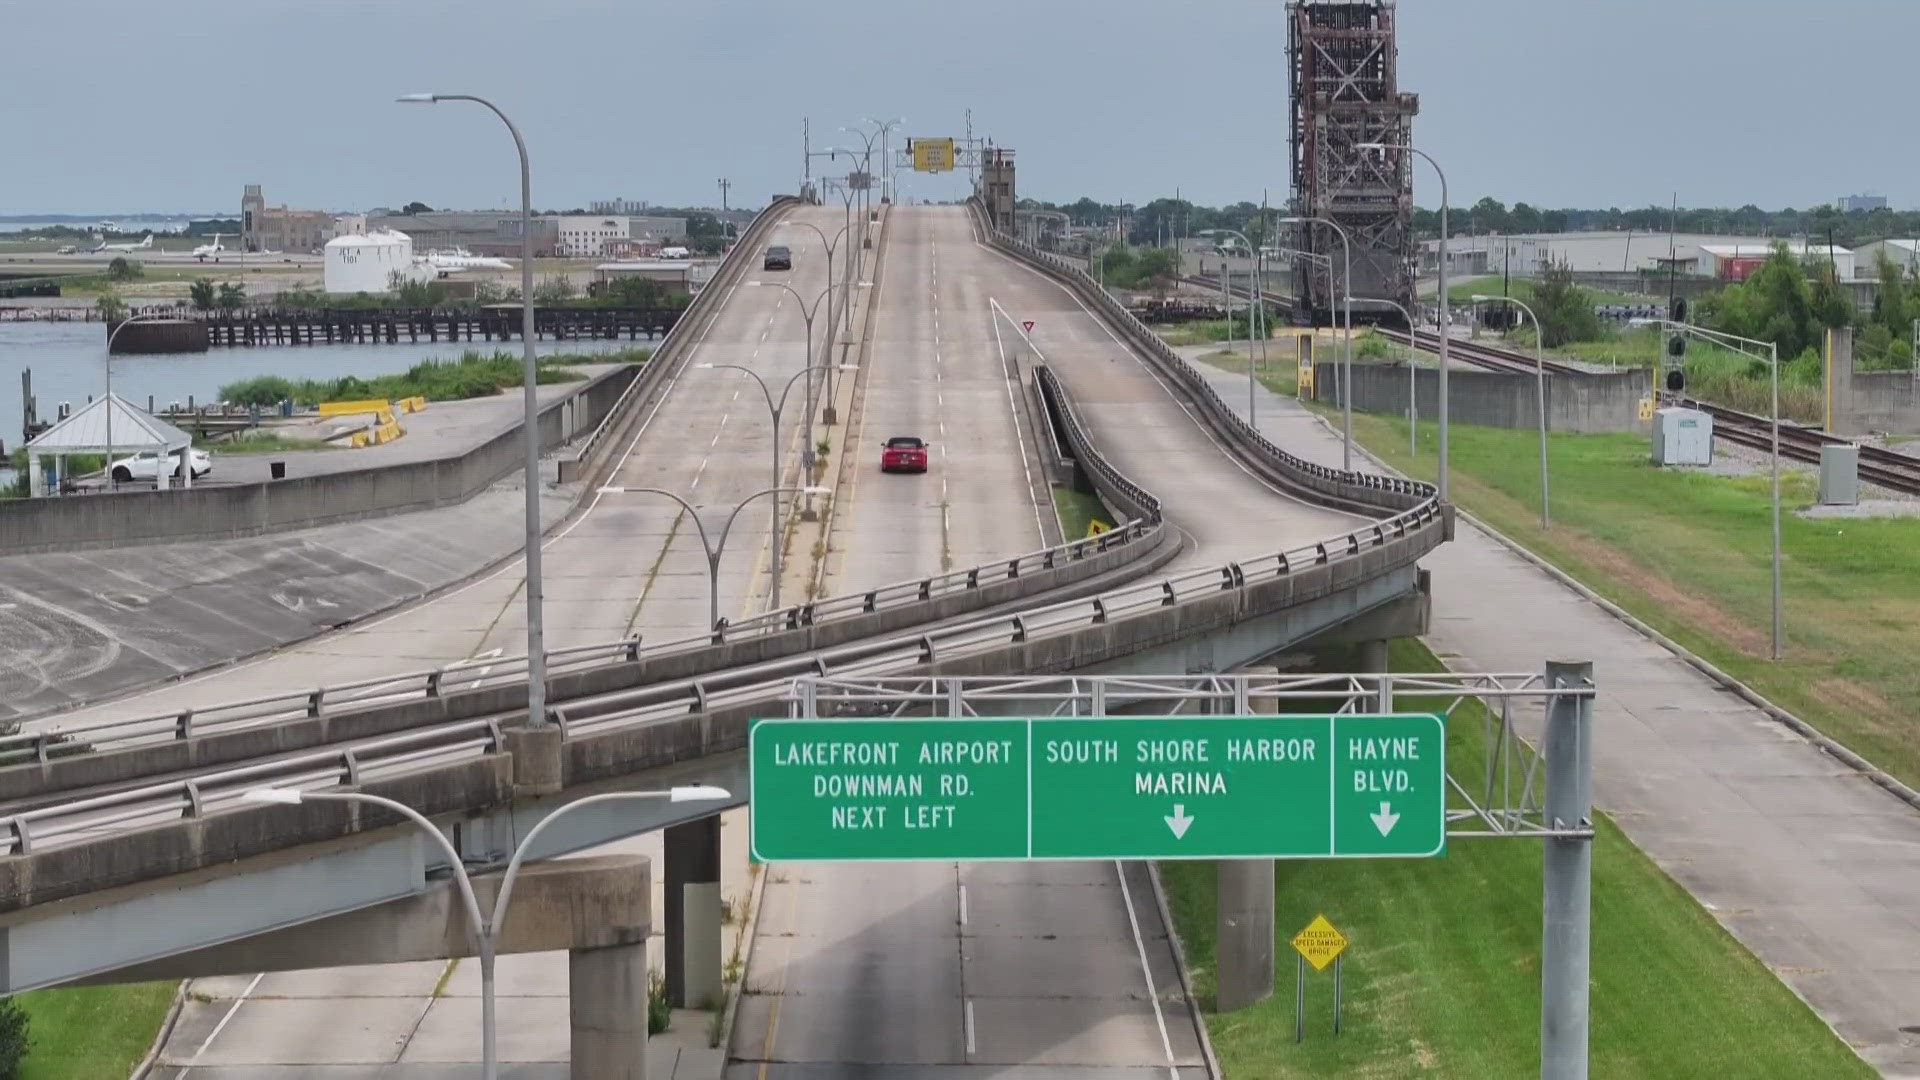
<box><xmin>1651</xmin><ymin>407</ymin><xmax>1714</xmax><ymax>466</ymax></box>
<box><xmin>1818</xmin><ymin>444</ymin><xmax>1860</xmax><ymax>505</ymax></box>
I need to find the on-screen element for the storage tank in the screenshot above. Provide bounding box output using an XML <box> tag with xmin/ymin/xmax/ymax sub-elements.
<box><xmin>324</xmin><ymin>228</ymin><xmax>425</xmax><ymax>294</ymax></box>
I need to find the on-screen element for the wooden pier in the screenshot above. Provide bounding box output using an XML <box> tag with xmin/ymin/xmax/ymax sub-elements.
<box><xmin>193</xmin><ymin>306</ymin><xmax>680</xmax><ymax>347</ymax></box>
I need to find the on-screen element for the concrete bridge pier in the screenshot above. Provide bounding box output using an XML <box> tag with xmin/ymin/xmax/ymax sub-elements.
<box><xmin>663</xmin><ymin>814</ymin><xmax>722</xmax><ymax>1009</ymax></box>
<box><xmin>571</xmin><ymin>939</ymin><xmax>652</xmax><ymax>1080</ymax></box>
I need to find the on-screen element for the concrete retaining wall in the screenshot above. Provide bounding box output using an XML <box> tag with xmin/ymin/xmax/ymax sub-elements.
<box><xmin>1828</xmin><ymin>329</ymin><xmax>1920</xmax><ymax>435</ymax></box>
<box><xmin>0</xmin><ymin>365</ymin><xmax>639</xmax><ymax>555</ymax></box>
<box><xmin>1314</xmin><ymin>361</ymin><xmax>1645</xmax><ymax>433</ymax></box>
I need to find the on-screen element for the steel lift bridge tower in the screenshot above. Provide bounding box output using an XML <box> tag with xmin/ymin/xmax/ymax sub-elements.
<box><xmin>1288</xmin><ymin>0</ymin><xmax>1420</xmax><ymax>325</ymax></box>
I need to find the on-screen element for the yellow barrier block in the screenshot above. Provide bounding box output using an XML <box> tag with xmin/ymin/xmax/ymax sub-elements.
<box><xmin>351</xmin><ymin>431</ymin><xmax>369</xmax><ymax>448</ymax></box>
<box><xmin>320</xmin><ymin>399</ymin><xmax>395</xmax><ymax>423</ymax></box>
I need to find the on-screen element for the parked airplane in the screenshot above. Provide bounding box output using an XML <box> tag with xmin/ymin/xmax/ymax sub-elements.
<box><xmin>92</xmin><ymin>233</ymin><xmax>153</xmax><ymax>254</ymax></box>
<box><xmin>418</xmin><ymin>248</ymin><xmax>514</xmax><ymax>278</ymax></box>
<box><xmin>190</xmin><ymin>234</ymin><xmax>230</xmax><ymax>262</ymax></box>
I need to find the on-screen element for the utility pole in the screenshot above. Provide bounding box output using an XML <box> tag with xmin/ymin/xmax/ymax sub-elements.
<box><xmin>802</xmin><ymin>117</ymin><xmax>811</xmax><ymax>188</ymax></box>
<box><xmin>717</xmin><ymin>178</ymin><xmax>731</xmax><ymax>212</ymax></box>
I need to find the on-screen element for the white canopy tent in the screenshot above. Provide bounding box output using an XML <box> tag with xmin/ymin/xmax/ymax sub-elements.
<box><xmin>24</xmin><ymin>393</ymin><xmax>196</xmax><ymax>495</ymax></box>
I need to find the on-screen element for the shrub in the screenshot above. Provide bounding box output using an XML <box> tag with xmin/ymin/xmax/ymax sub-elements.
<box><xmin>647</xmin><ymin>971</ymin><xmax>672</xmax><ymax>1035</ymax></box>
<box><xmin>0</xmin><ymin>996</ymin><xmax>32</xmax><ymax>1078</ymax></box>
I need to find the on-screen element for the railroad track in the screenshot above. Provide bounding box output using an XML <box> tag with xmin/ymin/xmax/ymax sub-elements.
<box><xmin>1385</xmin><ymin>330</ymin><xmax>1920</xmax><ymax>496</ymax></box>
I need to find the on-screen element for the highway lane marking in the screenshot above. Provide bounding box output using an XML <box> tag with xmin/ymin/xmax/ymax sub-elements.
<box><xmin>965</xmin><ymin>997</ymin><xmax>977</xmax><ymax>1058</ymax></box>
<box><xmin>1115</xmin><ymin>861</ymin><xmax>1180</xmax><ymax>1080</ymax></box>
<box><xmin>176</xmin><ymin>971</ymin><xmax>265</xmax><ymax>1076</ymax></box>
<box><xmin>988</xmin><ymin>297</ymin><xmax>1054</xmax><ymax>545</ymax></box>
<box><xmin>959</xmin><ymin>883</ymin><xmax>968</xmax><ymax>925</ymax></box>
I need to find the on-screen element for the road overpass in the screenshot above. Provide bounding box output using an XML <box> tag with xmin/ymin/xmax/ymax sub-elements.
<box><xmin>0</xmin><ymin>201</ymin><xmax>1448</xmax><ymax>1074</ymax></box>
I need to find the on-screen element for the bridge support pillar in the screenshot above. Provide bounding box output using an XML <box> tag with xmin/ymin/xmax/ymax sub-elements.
<box><xmin>570</xmin><ymin>939</ymin><xmax>650</xmax><ymax>1080</ymax></box>
<box><xmin>1358</xmin><ymin>638</ymin><xmax>1390</xmax><ymax>675</ymax></box>
<box><xmin>664</xmin><ymin>814</ymin><xmax>722</xmax><ymax>1009</ymax></box>
<box><xmin>1217</xmin><ymin>673</ymin><xmax>1274</xmax><ymax>1012</ymax></box>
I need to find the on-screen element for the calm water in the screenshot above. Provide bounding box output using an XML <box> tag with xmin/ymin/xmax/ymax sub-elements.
<box><xmin>0</xmin><ymin>323</ymin><xmax>637</xmax><ymax>449</ymax></box>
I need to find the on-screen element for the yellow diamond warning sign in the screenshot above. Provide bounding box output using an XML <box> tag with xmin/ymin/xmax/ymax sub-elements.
<box><xmin>1291</xmin><ymin>914</ymin><xmax>1348</xmax><ymax>971</ymax></box>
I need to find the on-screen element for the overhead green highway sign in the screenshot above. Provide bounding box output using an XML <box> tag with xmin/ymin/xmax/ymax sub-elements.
<box><xmin>749</xmin><ymin>714</ymin><xmax>1446</xmax><ymax>862</ymax></box>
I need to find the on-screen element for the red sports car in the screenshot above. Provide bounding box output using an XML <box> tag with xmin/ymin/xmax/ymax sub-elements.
<box><xmin>881</xmin><ymin>435</ymin><xmax>929</xmax><ymax>473</ymax></box>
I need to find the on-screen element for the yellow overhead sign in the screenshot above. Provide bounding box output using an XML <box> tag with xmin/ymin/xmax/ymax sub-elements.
<box><xmin>912</xmin><ymin>137</ymin><xmax>956</xmax><ymax>173</ymax></box>
<box><xmin>1291</xmin><ymin>913</ymin><xmax>1349</xmax><ymax>972</ymax></box>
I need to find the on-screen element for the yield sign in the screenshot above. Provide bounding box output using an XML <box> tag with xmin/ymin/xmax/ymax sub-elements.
<box><xmin>1021</xmin><ymin>320</ymin><xmax>1035</xmax><ymax>333</ymax></box>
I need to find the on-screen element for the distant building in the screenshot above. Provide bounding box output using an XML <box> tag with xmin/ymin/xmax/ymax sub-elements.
<box><xmin>331</xmin><ymin>213</ymin><xmax>368</xmax><ymax>237</ymax></box>
<box><xmin>590</xmin><ymin>198</ymin><xmax>650</xmax><ymax>215</ymax></box>
<box><xmin>555</xmin><ymin>216</ymin><xmax>628</xmax><ymax>258</ymax></box>
<box><xmin>324</xmin><ymin>229</ymin><xmax>426</xmax><ymax>294</ymax></box>
<box><xmin>592</xmin><ymin>259</ymin><xmax>695</xmax><ymax>291</ymax></box>
<box><xmin>365</xmin><ymin>211</ymin><xmax>558</xmax><ymax>258</ymax></box>
<box><xmin>623</xmin><ymin>215</ymin><xmax>689</xmax><ymax>242</ymax></box>
<box><xmin>1697</xmin><ymin>242</ymin><xmax>1854</xmax><ymax>282</ymax></box>
<box><xmin>1418</xmin><ymin>231</ymin><xmax>1857</xmax><ymax>281</ymax></box>
<box><xmin>1840</xmin><ymin>194</ymin><xmax>1889</xmax><ymax>214</ymax></box>
<box><xmin>604</xmin><ymin>237</ymin><xmax>662</xmax><ymax>260</ymax></box>
<box><xmin>241</xmin><ymin>184</ymin><xmax>335</xmax><ymax>253</ymax></box>
<box><xmin>1845</xmin><ymin>239</ymin><xmax>1920</xmax><ymax>278</ymax></box>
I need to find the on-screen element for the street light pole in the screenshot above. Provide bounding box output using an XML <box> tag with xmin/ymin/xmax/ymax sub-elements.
<box><xmin>1214</xmin><ymin>229</ymin><xmax>1261</xmax><ymax>425</ymax></box>
<box><xmin>1281</xmin><ymin>216</ymin><xmax>1354</xmax><ymax>472</ymax></box>
<box><xmin>596</xmin><ymin>486</ymin><xmax>829</xmax><ymax>631</ymax></box>
<box><xmin>865</xmin><ymin>117</ymin><xmax>904</xmax><ymax>203</ymax></box>
<box><xmin>400</xmin><ymin>91</ymin><xmax>548</xmax><ymax>725</ymax></box>
<box><xmin>698</xmin><ymin>363</ymin><xmax>854</xmax><ymax>611</ymax></box>
<box><xmin>102</xmin><ymin>312</ymin><xmax>171</xmax><ymax>489</ymax></box>
<box><xmin>242</xmin><ymin>784</ymin><xmax>731</xmax><ymax>1080</ymax></box>
<box><xmin>1475</xmin><ymin>294</ymin><xmax>1551</xmax><ymax>529</ymax></box>
<box><xmin>753</xmin><ymin>279</ymin><xmax>863</xmax><ymax>425</ymax></box>
<box><xmin>1347</xmin><ymin>296</ymin><xmax>1421</xmax><ymax>456</ymax></box>
<box><xmin>1362</xmin><ymin>141</ymin><xmax>1450</xmax><ymax>501</ymax></box>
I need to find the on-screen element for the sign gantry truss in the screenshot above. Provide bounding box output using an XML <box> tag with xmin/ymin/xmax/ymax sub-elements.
<box><xmin>785</xmin><ymin>672</ymin><xmax>1594</xmax><ymax>842</ymax></box>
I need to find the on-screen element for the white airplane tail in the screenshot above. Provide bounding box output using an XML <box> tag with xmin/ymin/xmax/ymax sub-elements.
<box><xmin>139</xmin><ymin>234</ymin><xmax>153</xmax><ymax>248</ymax></box>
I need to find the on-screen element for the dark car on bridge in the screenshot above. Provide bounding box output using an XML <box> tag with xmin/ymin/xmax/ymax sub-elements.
<box><xmin>763</xmin><ymin>244</ymin><xmax>792</xmax><ymax>271</ymax></box>
<box><xmin>880</xmin><ymin>435</ymin><xmax>929</xmax><ymax>473</ymax></box>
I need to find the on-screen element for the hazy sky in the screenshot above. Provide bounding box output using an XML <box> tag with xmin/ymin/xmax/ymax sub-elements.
<box><xmin>2</xmin><ymin>0</ymin><xmax>1912</xmax><ymax>215</ymax></box>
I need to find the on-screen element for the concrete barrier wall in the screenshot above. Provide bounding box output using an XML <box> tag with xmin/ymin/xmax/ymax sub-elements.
<box><xmin>1846</xmin><ymin>372</ymin><xmax>1920</xmax><ymax>433</ymax></box>
<box><xmin>1315</xmin><ymin>361</ymin><xmax>1645</xmax><ymax>433</ymax></box>
<box><xmin>0</xmin><ymin>365</ymin><xmax>639</xmax><ymax>554</ymax></box>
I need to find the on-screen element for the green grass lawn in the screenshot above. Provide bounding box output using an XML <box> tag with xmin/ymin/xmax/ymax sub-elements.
<box><xmin>1335</xmin><ymin>408</ymin><xmax>1920</xmax><ymax>791</ymax></box>
<box><xmin>212</xmin><ymin>432</ymin><xmax>337</xmax><ymax>454</ymax></box>
<box><xmin>1161</xmin><ymin>639</ymin><xmax>1872</xmax><ymax>1079</ymax></box>
<box><xmin>1426</xmin><ymin>275</ymin><xmax>1654</xmax><ymax>307</ymax></box>
<box><xmin>1051</xmin><ymin>487</ymin><xmax>1111</xmax><ymax>539</ymax></box>
<box><xmin>17</xmin><ymin>982</ymin><xmax>177</xmax><ymax>1079</ymax></box>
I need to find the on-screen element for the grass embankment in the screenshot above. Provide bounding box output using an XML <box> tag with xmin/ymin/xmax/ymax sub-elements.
<box><xmin>1161</xmin><ymin>638</ymin><xmax>1873</xmax><ymax>1079</ymax></box>
<box><xmin>17</xmin><ymin>982</ymin><xmax>178</xmax><ymax>1079</ymax></box>
<box><xmin>212</xmin><ymin>432</ymin><xmax>332</xmax><ymax>454</ymax></box>
<box><xmin>1199</xmin><ymin>335</ymin><xmax>1920</xmax><ymax>789</ymax></box>
<box><xmin>217</xmin><ymin>346</ymin><xmax>649</xmax><ymax>407</ymax></box>
<box><xmin>1338</xmin><ymin>408</ymin><xmax>1920</xmax><ymax>791</ymax></box>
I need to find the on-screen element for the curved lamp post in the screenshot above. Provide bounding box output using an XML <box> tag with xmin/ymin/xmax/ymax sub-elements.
<box><xmin>399</xmin><ymin>91</ymin><xmax>549</xmax><ymax>727</ymax></box>
<box><xmin>596</xmin><ymin>485</ymin><xmax>829</xmax><ymax>631</ymax></box>
<box><xmin>242</xmin><ymin>784</ymin><xmax>730</xmax><ymax>1080</ymax></box>
<box><xmin>1280</xmin><ymin>215</ymin><xmax>1354</xmax><ymax>471</ymax></box>
<box><xmin>1473</xmin><ymin>293</ymin><xmax>1551</xmax><ymax>529</ymax></box>
<box><xmin>1360</xmin><ymin>141</ymin><xmax>1450</xmax><ymax>501</ymax></box>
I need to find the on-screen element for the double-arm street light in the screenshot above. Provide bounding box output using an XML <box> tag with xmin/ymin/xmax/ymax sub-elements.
<box><xmin>1281</xmin><ymin>215</ymin><xmax>1355</xmax><ymax>472</ymax></box>
<box><xmin>697</xmin><ymin>363</ymin><xmax>856</xmax><ymax>610</ymax></box>
<box><xmin>750</xmin><ymin>279</ymin><xmax>867</xmax><ymax>427</ymax></box>
<box><xmin>1474</xmin><ymin>294</ymin><xmax>1552</xmax><ymax>530</ymax></box>
<box><xmin>596</xmin><ymin>485</ymin><xmax>829</xmax><ymax>632</ymax></box>
<box><xmin>777</xmin><ymin>220</ymin><xmax>852</xmax><ymax>337</ymax></box>
<box><xmin>242</xmin><ymin>784</ymin><xmax>730</xmax><ymax>1080</ymax></box>
<box><xmin>863</xmin><ymin>117</ymin><xmax>905</xmax><ymax>203</ymax></box>
<box><xmin>1359</xmin><ymin>141</ymin><xmax>1451</xmax><ymax>502</ymax></box>
<box><xmin>399</xmin><ymin>91</ymin><xmax>548</xmax><ymax>726</ymax></box>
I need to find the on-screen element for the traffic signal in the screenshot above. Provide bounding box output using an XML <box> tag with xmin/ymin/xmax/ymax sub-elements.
<box><xmin>1662</xmin><ymin>297</ymin><xmax>1688</xmax><ymax>393</ymax></box>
